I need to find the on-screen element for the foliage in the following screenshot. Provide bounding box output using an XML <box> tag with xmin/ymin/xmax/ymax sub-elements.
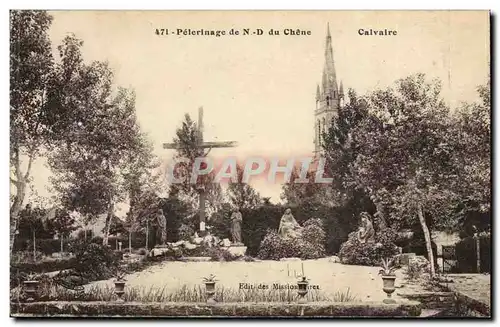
<box><xmin>450</xmin><ymin>80</ymin><xmax>491</xmax><ymax>227</ymax></box>
<box><xmin>12</xmin><ymin>283</ymin><xmax>346</xmax><ymax>303</ymax></box>
<box><xmin>280</xmin><ymin>168</ymin><xmax>334</xmax><ymax>207</ymax></box>
<box><xmin>52</xmin><ymin>208</ymin><xmax>77</xmax><ymax>242</ymax></box>
<box><xmin>338</xmin><ymin>229</ymin><xmax>399</xmax><ymax>266</ymax></box>
<box><xmin>10</xmin><ymin>10</ymin><xmax>55</xmax><ymax>253</ymax></box>
<box><xmin>168</xmin><ymin>113</ymin><xmax>223</xmax><ymax>220</ymax></box>
<box><xmin>16</xmin><ymin>205</ymin><xmax>56</xmax><ymax>240</ymax></box>
<box><xmin>302</xmin><ymin>218</ymin><xmax>326</xmax><ymax>247</ymax></box>
<box><xmin>405</xmin><ymin>257</ymin><xmax>430</xmax><ymax>281</ymax></box>
<box><xmin>379</xmin><ymin>257</ymin><xmax>397</xmax><ymax>276</ymax></box>
<box><xmin>257</xmin><ymin>218</ymin><xmax>327</xmax><ymax>260</ymax></box>
<box><xmin>69</xmin><ymin>241</ymin><xmax>120</xmax><ymax>281</ymax></box>
<box><xmin>202</xmin><ymin>274</ymin><xmax>218</xmax><ymax>283</ymax></box>
<box><xmin>177</xmin><ymin>224</ymin><xmax>195</xmax><ymax>241</ymax></box>
<box><xmin>322</xmin><ymin>89</ymin><xmax>370</xmax><ymax>206</ymax></box>
<box><xmin>205</xmin><ymin>247</ymin><xmax>239</xmax><ymax>262</ymax></box>
<box><xmin>46</xmin><ymin>33</ymin><xmax>148</xmax><ymax>247</ymax></box>
<box><xmin>226</xmin><ymin>165</ymin><xmax>262</xmax><ymax>210</ymax></box>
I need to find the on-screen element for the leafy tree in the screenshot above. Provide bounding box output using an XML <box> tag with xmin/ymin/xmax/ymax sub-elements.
<box><xmin>10</xmin><ymin>10</ymin><xmax>54</xmax><ymax>254</ymax></box>
<box><xmin>226</xmin><ymin>165</ymin><xmax>262</xmax><ymax>210</ymax></box>
<box><xmin>47</xmin><ymin>35</ymin><xmax>146</xmax><ymax>246</ymax></box>
<box><xmin>450</xmin><ymin>80</ymin><xmax>491</xmax><ymax>229</ymax></box>
<box><xmin>122</xmin><ymin>134</ymin><xmax>163</xmax><ymax>248</ymax></box>
<box><xmin>352</xmin><ymin>73</ymin><xmax>459</xmax><ymax>277</ymax></box>
<box><xmin>322</xmin><ymin>90</ymin><xmax>370</xmax><ymax>204</ymax></box>
<box><xmin>52</xmin><ymin>208</ymin><xmax>77</xmax><ymax>253</ymax></box>
<box><xmin>280</xmin><ymin>168</ymin><xmax>334</xmax><ymax>207</ymax></box>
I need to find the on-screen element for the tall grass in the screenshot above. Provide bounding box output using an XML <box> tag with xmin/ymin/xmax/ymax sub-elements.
<box><xmin>11</xmin><ymin>282</ymin><xmax>358</xmax><ymax>303</ymax></box>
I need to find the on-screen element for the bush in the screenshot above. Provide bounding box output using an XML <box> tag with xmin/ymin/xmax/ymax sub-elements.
<box><xmin>70</xmin><ymin>241</ymin><xmax>120</xmax><ymax>281</ymax></box>
<box><xmin>338</xmin><ymin>228</ymin><xmax>399</xmax><ymax>266</ymax></box>
<box><xmin>257</xmin><ymin>218</ymin><xmax>327</xmax><ymax>260</ymax></box>
<box><xmin>178</xmin><ymin>224</ymin><xmax>195</xmax><ymax>241</ymax></box>
<box><xmin>455</xmin><ymin>234</ymin><xmax>490</xmax><ymax>273</ymax></box>
<box><xmin>205</xmin><ymin>247</ymin><xmax>239</xmax><ymax>262</ymax></box>
<box><xmin>10</xmin><ymin>257</ymin><xmax>77</xmax><ymax>289</ymax></box>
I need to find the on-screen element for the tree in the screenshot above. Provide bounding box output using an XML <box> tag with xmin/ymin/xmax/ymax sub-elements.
<box><xmin>52</xmin><ymin>208</ymin><xmax>77</xmax><ymax>253</ymax></box>
<box><xmin>280</xmin><ymin>168</ymin><xmax>333</xmax><ymax>207</ymax></box>
<box><xmin>353</xmin><ymin>74</ymin><xmax>459</xmax><ymax>277</ymax></box>
<box><xmin>10</xmin><ymin>10</ymin><xmax>54</xmax><ymax>254</ymax></box>
<box><xmin>323</xmin><ymin>89</ymin><xmax>370</xmax><ymax>205</ymax></box>
<box><xmin>226</xmin><ymin>165</ymin><xmax>262</xmax><ymax>210</ymax></box>
<box><xmin>122</xmin><ymin>133</ymin><xmax>163</xmax><ymax>248</ymax></box>
<box><xmin>48</xmin><ymin>35</ymin><xmax>146</xmax><ymax>247</ymax></box>
<box><xmin>18</xmin><ymin>204</ymin><xmax>50</xmax><ymax>261</ymax></box>
<box><xmin>450</xmin><ymin>80</ymin><xmax>491</xmax><ymax>229</ymax></box>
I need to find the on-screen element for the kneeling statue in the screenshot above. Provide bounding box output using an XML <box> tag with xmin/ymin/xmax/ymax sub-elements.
<box><xmin>278</xmin><ymin>208</ymin><xmax>303</xmax><ymax>238</ymax></box>
<box><xmin>356</xmin><ymin>212</ymin><xmax>375</xmax><ymax>244</ymax></box>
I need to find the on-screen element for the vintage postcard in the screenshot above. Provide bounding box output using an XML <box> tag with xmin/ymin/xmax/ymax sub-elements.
<box><xmin>10</xmin><ymin>10</ymin><xmax>491</xmax><ymax>318</ymax></box>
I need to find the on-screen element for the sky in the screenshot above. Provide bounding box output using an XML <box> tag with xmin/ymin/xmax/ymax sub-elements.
<box><xmin>26</xmin><ymin>10</ymin><xmax>490</xmax><ymax>205</ymax></box>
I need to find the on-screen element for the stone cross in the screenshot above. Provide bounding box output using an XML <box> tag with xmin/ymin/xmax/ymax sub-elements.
<box><xmin>163</xmin><ymin>107</ymin><xmax>237</xmax><ymax>232</ymax></box>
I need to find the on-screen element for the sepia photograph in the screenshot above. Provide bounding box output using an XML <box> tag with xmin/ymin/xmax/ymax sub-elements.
<box><xmin>9</xmin><ymin>10</ymin><xmax>491</xmax><ymax>318</ymax></box>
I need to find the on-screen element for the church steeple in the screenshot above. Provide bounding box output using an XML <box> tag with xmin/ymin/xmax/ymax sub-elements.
<box><xmin>322</xmin><ymin>23</ymin><xmax>338</xmax><ymax>102</ymax></box>
<box><xmin>314</xmin><ymin>23</ymin><xmax>344</xmax><ymax>156</ymax></box>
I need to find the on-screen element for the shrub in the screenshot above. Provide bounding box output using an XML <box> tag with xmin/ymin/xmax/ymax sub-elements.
<box><xmin>338</xmin><ymin>228</ymin><xmax>399</xmax><ymax>266</ymax></box>
<box><xmin>257</xmin><ymin>218</ymin><xmax>327</xmax><ymax>260</ymax></box>
<box><xmin>178</xmin><ymin>224</ymin><xmax>195</xmax><ymax>241</ymax></box>
<box><xmin>70</xmin><ymin>241</ymin><xmax>120</xmax><ymax>281</ymax></box>
<box><xmin>405</xmin><ymin>257</ymin><xmax>430</xmax><ymax>280</ymax></box>
<box><xmin>205</xmin><ymin>247</ymin><xmax>238</xmax><ymax>262</ymax></box>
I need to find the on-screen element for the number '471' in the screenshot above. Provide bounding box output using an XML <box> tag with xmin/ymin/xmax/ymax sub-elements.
<box><xmin>155</xmin><ymin>29</ymin><xmax>169</xmax><ymax>35</ymax></box>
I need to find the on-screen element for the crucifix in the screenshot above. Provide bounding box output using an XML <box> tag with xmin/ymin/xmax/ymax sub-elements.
<box><xmin>163</xmin><ymin>106</ymin><xmax>237</xmax><ymax>233</ymax></box>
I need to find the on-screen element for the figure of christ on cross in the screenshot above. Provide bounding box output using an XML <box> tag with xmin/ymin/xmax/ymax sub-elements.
<box><xmin>163</xmin><ymin>107</ymin><xmax>238</xmax><ymax>234</ymax></box>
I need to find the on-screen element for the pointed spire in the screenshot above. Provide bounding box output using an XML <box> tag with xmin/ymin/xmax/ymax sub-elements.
<box><xmin>323</xmin><ymin>23</ymin><xmax>338</xmax><ymax>98</ymax></box>
<box><xmin>316</xmin><ymin>84</ymin><xmax>321</xmax><ymax>101</ymax></box>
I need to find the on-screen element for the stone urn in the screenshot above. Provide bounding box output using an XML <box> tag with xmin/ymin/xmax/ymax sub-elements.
<box><xmin>297</xmin><ymin>276</ymin><xmax>309</xmax><ymax>304</ymax></box>
<box><xmin>203</xmin><ymin>274</ymin><xmax>217</xmax><ymax>305</ymax></box>
<box><xmin>114</xmin><ymin>279</ymin><xmax>126</xmax><ymax>302</ymax></box>
<box><xmin>381</xmin><ymin>275</ymin><xmax>396</xmax><ymax>304</ymax></box>
<box><xmin>23</xmin><ymin>280</ymin><xmax>40</xmax><ymax>302</ymax></box>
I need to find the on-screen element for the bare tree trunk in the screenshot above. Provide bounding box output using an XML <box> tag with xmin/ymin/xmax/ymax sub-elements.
<box><xmin>145</xmin><ymin>219</ymin><xmax>149</xmax><ymax>249</ymax></box>
<box><xmin>102</xmin><ymin>200</ymin><xmax>114</xmax><ymax>247</ymax></box>
<box><xmin>129</xmin><ymin>230</ymin><xmax>132</xmax><ymax>254</ymax></box>
<box><xmin>11</xmin><ymin>148</ymin><xmax>35</xmax><ymax>255</ymax></box>
<box><xmin>60</xmin><ymin>234</ymin><xmax>64</xmax><ymax>253</ymax></box>
<box><xmin>32</xmin><ymin>230</ymin><xmax>36</xmax><ymax>262</ymax></box>
<box><xmin>10</xmin><ymin>179</ymin><xmax>26</xmax><ymax>255</ymax></box>
<box><xmin>417</xmin><ymin>203</ymin><xmax>435</xmax><ymax>278</ymax></box>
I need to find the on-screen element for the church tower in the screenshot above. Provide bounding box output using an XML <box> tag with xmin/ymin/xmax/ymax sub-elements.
<box><xmin>314</xmin><ymin>23</ymin><xmax>344</xmax><ymax>156</ymax></box>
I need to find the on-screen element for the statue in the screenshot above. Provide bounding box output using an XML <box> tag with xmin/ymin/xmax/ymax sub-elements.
<box><xmin>230</xmin><ymin>209</ymin><xmax>243</xmax><ymax>245</ymax></box>
<box><xmin>156</xmin><ymin>208</ymin><xmax>167</xmax><ymax>245</ymax></box>
<box><xmin>278</xmin><ymin>208</ymin><xmax>303</xmax><ymax>238</ymax></box>
<box><xmin>356</xmin><ymin>212</ymin><xmax>375</xmax><ymax>244</ymax></box>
